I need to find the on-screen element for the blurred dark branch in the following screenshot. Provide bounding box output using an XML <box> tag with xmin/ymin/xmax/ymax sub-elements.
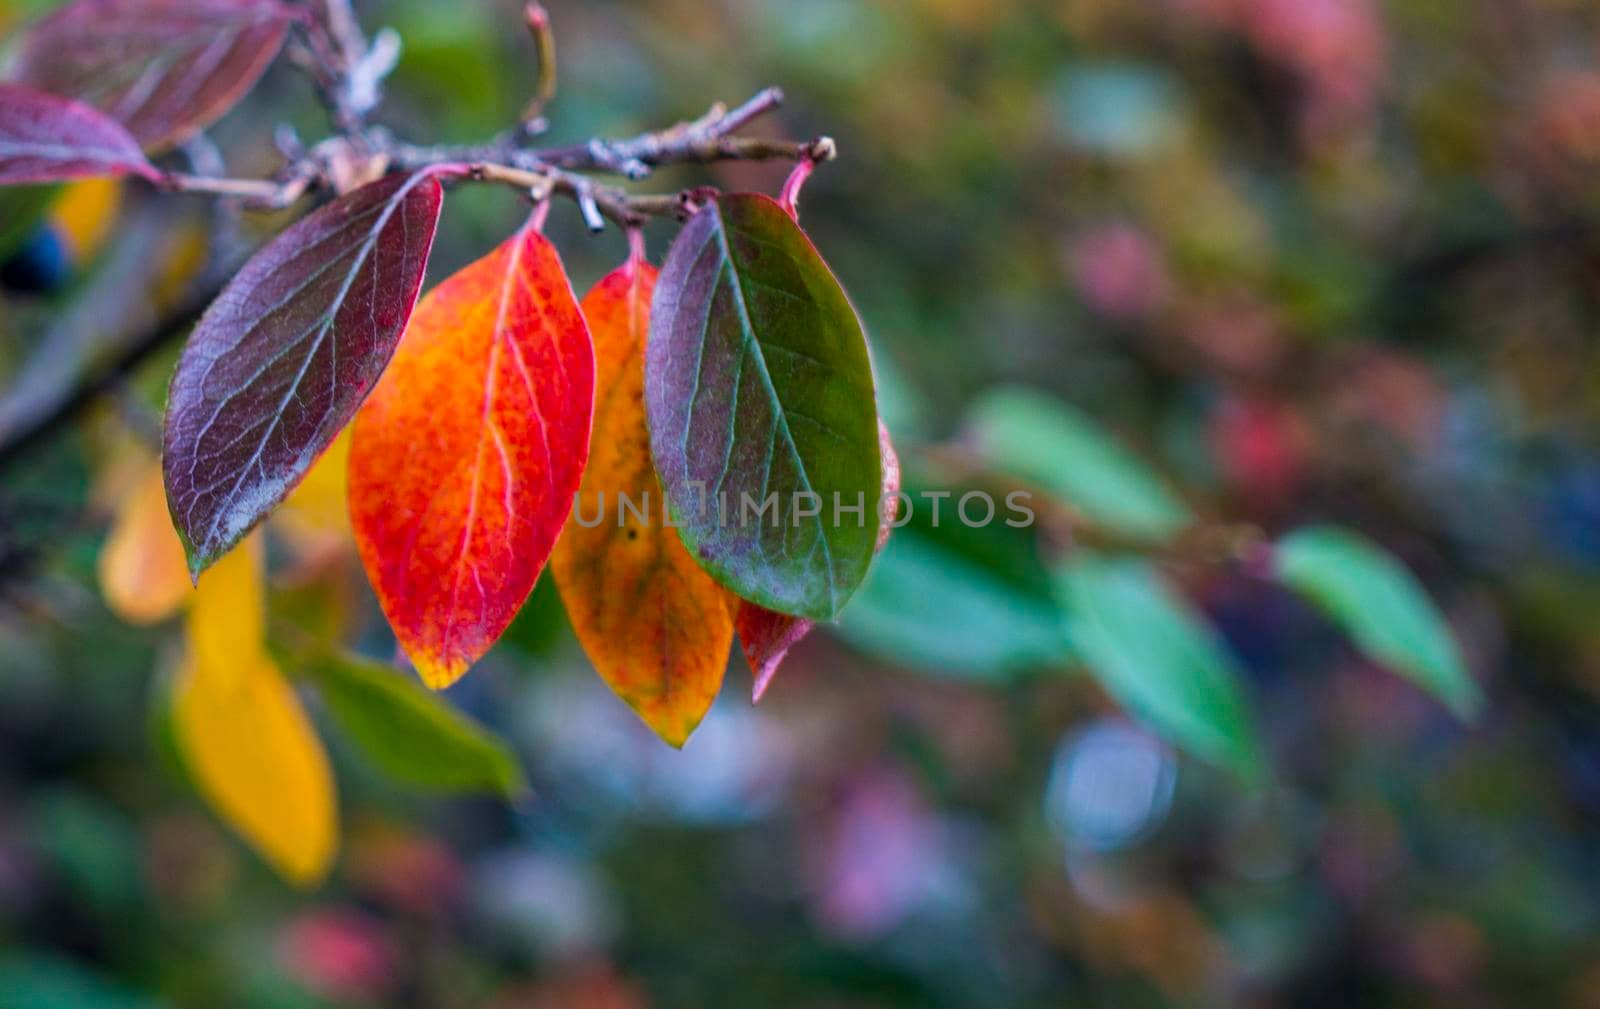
<box><xmin>181</xmin><ymin>1</ymin><xmax>821</xmax><ymax>223</ymax></box>
<box><xmin>150</xmin><ymin>93</ymin><xmax>832</xmax><ymax>226</ymax></box>
<box><xmin>0</xmin><ymin>202</ymin><xmax>253</xmax><ymax>470</ymax></box>
<box><xmin>0</xmin><ymin>282</ymin><xmax>220</xmax><ymax>470</ymax></box>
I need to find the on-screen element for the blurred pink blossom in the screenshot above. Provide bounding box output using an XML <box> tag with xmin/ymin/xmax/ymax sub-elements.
<box><xmin>808</xmin><ymin>769</ymin><xmax>946</xmax><ymax>940</ymax></box>
<box><xmin>278</xmin><ymin>908</ymin><xmax>399</xmax><ymax>1003</ymax></box>
<box><xmin>1067</xmin><ymin>223</ymin><xmax>1169</xmax><ymax>323</ymax></box>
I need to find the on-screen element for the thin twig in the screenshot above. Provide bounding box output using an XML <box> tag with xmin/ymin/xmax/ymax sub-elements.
<box><xmin>520</xmin><ymin>3</ymin><xmax>557</xmax><ymax>127</ymax></box>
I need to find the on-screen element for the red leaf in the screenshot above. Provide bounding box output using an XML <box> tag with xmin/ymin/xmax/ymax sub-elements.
<box><xmin>8</xmin><ymin>0</ymin><xmax>296</xmax><ymax>151</ymax></box>
<box><xmin>348</xmin><ymin>218</ymin><xmax>594</xmax><ymax>689</ymax></box>
<box><xmin>738</xmin><ymin>605</ymin><xmax>813</xmax><ymax>703</ymax></box>
<box><xmin>738</xmin><ymin>422</ymin><xmax>900</xmax><ymax>700</ymax></box>
<box><xmin>163</xmin><ymin>172</ymin><xmax>443</xmax><ymax>576</ymax></box>
<box><xmin>0</xmin><ymin>84</ymin><xmax>159</xmax><ymax>185</ymax></box>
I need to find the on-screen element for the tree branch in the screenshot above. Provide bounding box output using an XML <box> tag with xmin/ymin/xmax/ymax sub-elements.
<box><xmin>0</xmin><ymin>1</ymin><xmax>837</xmax><ymax>463</ymax></box>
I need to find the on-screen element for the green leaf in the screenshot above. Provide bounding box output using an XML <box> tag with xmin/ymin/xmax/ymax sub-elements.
<box><xmin>0</xmin><ymin>184</ymin><xmax>59</xmax><ymax>262</ymax></box>
<box><xmin>1056</xmin><ymin>553</ymin><xmax>1261</xmax><ymax>777</ymax></box>
<box><xmin>838</xmin><ymin>481</ymin><xmax>1070</xmax><ymax>678</ymax></box>
<box><xmin>645</xmin><ymin>192</ymin><xmax>882</xmax><ymax>621</ymax></box>
<box><xmin>1273</xmin><ymin>525</ymin><xmax>1480</xmax><ymax>719</ymax></box>
<box><xmin>967</xmin><ymin>386</ymin><xmax>1190</xmax><ymax>542</ymax></box>
<box><xmin>0</xmin><ymin>951</ymin><xmax>164</xmax><ymax>1009</ymax></box>
<box><xmin>300</xmin><ymin>650</ymin><xmax>526</xmax><ymax>798</ymax></box>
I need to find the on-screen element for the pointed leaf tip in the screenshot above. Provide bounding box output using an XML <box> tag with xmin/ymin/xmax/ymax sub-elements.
<box><xmin>739</xmin><ymin>604</ymin><xmax>813</xmax><ymax>702</ymax></box>
<box><xmin>0</xmin><ymin>84</ymin><xmax>160</xmax><ymax>185</ymax></box>
<box><xmin>552</xmin><ymin>256</ymin><xmax>732</xmax><ymax>746</ymax></box>
<box><xmin>1272</xmin><ymin>525</ymin><xmax>1481</xmax><ymax>720</ymax></box>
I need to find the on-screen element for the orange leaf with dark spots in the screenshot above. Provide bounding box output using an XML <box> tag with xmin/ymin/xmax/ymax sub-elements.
<box><xmin>551</xmin><ymin>253</ymin><xmax>734</xmax><ymax>746</ymax></box>
<box><xmin>349</xmin><ymin>219</ymin><xmax>594</xmax><ymax>689</ymax></box>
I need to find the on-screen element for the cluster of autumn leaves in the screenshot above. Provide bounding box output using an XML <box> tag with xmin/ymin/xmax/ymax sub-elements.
<box><xmin>92</xmin><ymin>176</ymin><xmax>889</xmax><ymax>883</ymax></box>
<box><xmin>0</xmin><ymin>0</ymin><xmax>901</xmax><ymax>882</ymax></box>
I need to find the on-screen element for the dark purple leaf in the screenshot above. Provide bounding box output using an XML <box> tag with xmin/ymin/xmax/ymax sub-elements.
<box><xmin>645</xmin><ymin>193</ymin><xmax>882</xmax><ymax>622</ymax></box>
<box><xmin>8</xmin><ymin>0</ymin><xmax>296</xmax><ymax>152</ymax></box>
<box><xmin>163</xmin><ymin>172</ymin><xmax>444</xmax><ymax>577</ymax></box>
<box><xmin>0</xmin><ymin>84</ymin><xmax>159</xmax><ymax>184</ymax></box>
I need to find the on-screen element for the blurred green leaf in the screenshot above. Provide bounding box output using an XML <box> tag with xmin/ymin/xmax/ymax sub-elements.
<box><xmin>1057</xmin><ymin>553</ymin><xmax>1261</xmax><ymax>777</ymax></box>
<box><xmin>0</xmin><ymin>184</ymin><xmax>58</xmax><ymax>261</ymax></box>
<box><xmin>300</xmin><ymin>651</ymin><xmax>527</xmax><ymax>798</ymax></box>
<box><xmin>837</xmin><ymin>481</ymin><xmax>1070</xmax><ymax>678</ymax></box>
<box><xmin>29</xmin><ymin>788</ymin><xmax>142</xmax><ymax>918</ymax></box>
<box><xmin>0</xmin><ymin>951</ymin><xmax>164</xmax><ymax>1009</ymax></box>
<box><xmin>967</xmin><ymin>386</ymin><xmax>1191</xmax><ymax>542</ymax></box>
<box><xmin>1273</xmin><ymin>526</ymin><xmax>1480</xmax><ymax>719</ymax></box>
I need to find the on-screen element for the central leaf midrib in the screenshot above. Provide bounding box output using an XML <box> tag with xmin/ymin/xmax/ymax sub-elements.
<box><xmin>707</xmin><ymin>204</ymin><xmax>837</xmax><ymax>614</ymax></box>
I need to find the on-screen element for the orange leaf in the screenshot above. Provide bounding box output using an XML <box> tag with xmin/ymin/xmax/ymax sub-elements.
<box><xmin>97</xmin><ymin>460</ymin><xmax>189</xmax><ymax>624</ymax></box>
<box><xmin>349</xmin><ymin>219</ymin><xmax>594</xmax><ymax>689</ymax></box>
<box><xmin>551</xmin><ymin>255</ymin><xmax>734</xmax><ymax>746</ymax></box>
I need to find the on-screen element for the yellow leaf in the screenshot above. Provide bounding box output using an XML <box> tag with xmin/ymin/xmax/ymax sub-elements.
<box><xmin>274</xmin><ymin>428</ymin><xmax>354</xmax><ymax>567</ymax></box>
<box><xmin>172</xmin><ymin>651</ymin><xmax>338</xmax><ymax>886</ymax></box>
<box><xmin>51</xmin><ymin>178</ymin><xmax>121</xmax><ymax>263</ymax></box>
<box><xmin>551</xmin><ymin>256</ymin><xmax>733</xmax><ymax>746</ymax></box>
<box><xmin>187</xmin><ymin>534</ymin><xmax>264</xmax><ymax>689</ymax></box>
<box><xmin>97</xmin><ymin>462</ymin><xmax>190</xmax><ymax>625</ymax></box>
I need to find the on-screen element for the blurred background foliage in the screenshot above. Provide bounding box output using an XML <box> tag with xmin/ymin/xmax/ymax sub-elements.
<box><xmin>6</xmin><ymin>0</ymin><xmax>1600</xmax><ymax>1006</ymax></box>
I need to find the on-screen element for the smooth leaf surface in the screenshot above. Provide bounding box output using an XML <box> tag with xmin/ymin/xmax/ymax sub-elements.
<box><xmin>164</xmin><ymin>171</ymin><xmax>443</xmax><ymax>577</ymax></box>
<box><xmin>551</xmin><ymin>255</ymin><xmax>732</xmax><ymax>746</ymax></box>
<box><xmin>9</xmin><ymin>0</ymin><xmax>296</xmax><ymax>151</ymax></box>
<box><xmin>172</xmin><ymin>652</ymin><xmax>336</xmax><ymax>886</ymax></box>
<box><xmin>97</xmin><ymin>460</ymin><xmax>190</xmax><ymax>624</ymax></box>
<box><xmin>646</xmin><ymin>193</ymin><xmax>881</xmax><ymax>621</ymax></box>
<box><xmin>301</xmin><ymin>650</ymin><xmax>525</xmax><ymax>797</ymax></box>
<box><xmin>0</xmin><ymin>84</ymin><xmax>158</xmax><ymax>185</ymax></box>
<box><xmin>967</xmin><ymin>386</ymin><xmax>1191</xmax><ymax>542</ymax></box>
<box><xmin>174</xmin><ymin>530</ymin><xmax>335</xmax><ymax>885</ymax></box>
<box><xmin>350</xmin><ymin>219</ymin><xmax>593</xmax><ymax>689</ymax></box>
<box><xmin>1273</xmin><ymin>525</ymin><xmax>1480</xmax><ymax>718</ymax></box>
<box><xmin>1057</xmin><ymin>553</ymin><xmax>1260</xmax><ymax>776</ymax></box>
